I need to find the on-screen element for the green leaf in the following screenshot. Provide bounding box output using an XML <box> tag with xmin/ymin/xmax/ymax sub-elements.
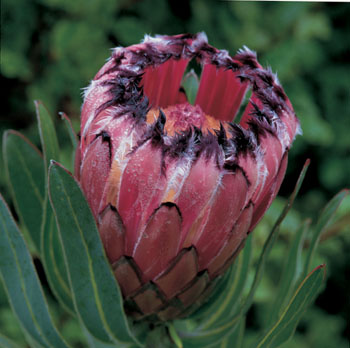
<box><xmin>303</xmin><ymin>189</ymin><xmax>349</xmax><ymax>277</ymax></box>
<box><xmin>254</xmin><ymin>265</ymin><xmax>326</xmax><ymax>348</ymax></box>
<box><xmin>41</xmin><ymin>197</ymin><xmax>75</xmax><ymax>315</ymax></box>
<box><xmin>48</xmin><ymin>162</ymin><xmax>140</xmax><ymax>346</ymax></box>
<box><xmin>59</xmin><ymin>112</ymin><xmax>78</xmax><ymax>150</ymax></box>
<box><xmin>180</xmin><ymin>312</ymin><xmax>240</xmax><ymax>348</ymax></box>
<box><xmin>199</xmin><ymin>234</ymin><xmax>252</xmax><ymax>330</ymax></box>
<box><xmin>182</xmin><ymin>70</ymin><xmax>199</xmax><ymax>105</ymax></box>
<box><xmin>35</xmin><ymin>100</ymin><xmax>74</xmax><ymax>315</ymax></box>
<box><xmin>2</xmin><ymin>130</ymin><xmax>45</xmax><ymax>252</ymax></box>
<box><xmin>35</xmin><ymin>100</ymin><xmax>60</xmax><ymax>175</ymax></box>
<box><xmin>82</xmin><ymin>325</ymin><xmax>134</xmax><ymax>348</ymax></box>
<box><xmin>0</xmin><ymin>195</ymin><xmax>69</xmax><ymax>348</ymax></box>
<box><xmin>267</xmin><ymin>219</ymin><xmax>310</xmax><ymax>326</ymax></box>
<box><xmin>0</xmin><ymin>333</ymin><xmax>22</xmax><ymax>348</ymax></box>
<box><xmin>219</xmin><ymin>317</ymin><xmax>245</xmax><ymax>348</ymax></box>
<box><xmin>168</xmin><ymin>323</ymin><xmax>183</xmax><ymax>348</ymax></box>
<box><xmin>187</xmin><ymin>265</ymin><xmax>234</xmax><ymax>322</ymax></box>
<box><xmin>241</xmin><ymin>159</ymin><xmax>310</xmax><ymax>314</ymax></box>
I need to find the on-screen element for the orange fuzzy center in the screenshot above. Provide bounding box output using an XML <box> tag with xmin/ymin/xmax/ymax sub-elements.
<box><xmin>146</xmin><ymin>103</ymin><xmax>222</xmax><ymax>136</ymax></box>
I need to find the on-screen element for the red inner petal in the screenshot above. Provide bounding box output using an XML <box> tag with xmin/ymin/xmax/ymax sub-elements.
<box><xmin>142</xmin><ymin>58</ymin><xmax>188</xmax><ymax>108</ymax></box>
<box><xmin>195</xmin><ymin>64</ymin><xmax>248</xmax><ymax>122</ymax></box>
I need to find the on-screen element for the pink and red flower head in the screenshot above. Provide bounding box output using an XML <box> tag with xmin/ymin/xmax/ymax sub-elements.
<box><xmin>75</xmin><ymin>33</ymin><xmax>301</xmax><ymax>321</ymax></box>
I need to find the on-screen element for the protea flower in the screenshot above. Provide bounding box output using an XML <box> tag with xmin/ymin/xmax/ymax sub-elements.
<box><xmin>75</xmin><ymin>33</ymin><xmax>300</xmax><ymax>321</ymax></box>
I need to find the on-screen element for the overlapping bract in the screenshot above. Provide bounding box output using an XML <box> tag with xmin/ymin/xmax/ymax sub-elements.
<box><xmin>75</xmin><ymin>33</ymin><xmax>300</xmax><ymax>321</ymax></box>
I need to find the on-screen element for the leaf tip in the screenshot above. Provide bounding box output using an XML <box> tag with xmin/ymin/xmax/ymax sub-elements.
<box><xmin>313</xmin><ymin>263</ymin><xmax>327</xmax><ymax>280</ymax></box>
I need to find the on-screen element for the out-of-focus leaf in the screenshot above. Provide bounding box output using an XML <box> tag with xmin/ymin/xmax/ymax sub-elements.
<box><xmin>267</xmin><ymin>219</ymin><xmax>310</xmax><ymax>326</ymax></box>
<box><xmin>112</xmin><ymin>16</ymin><xmax>148</xmax><ymax>45</ymax></box>
<box><xmin>0</xmin><ymin>333</ymin><xmax>22</xmax><ymax>348</ymax></box>
<box><xmin>0</xmin><ymin>195</ymin><xmax>69</xmax><ymax>348</ymax></box>
<box><xmin>48</xmin><ymin>162</ymin><xmax>141</xmax><ymax>346</ymax></box>
<box><xmin>295</xmin><ymin>13</ymin><xmax>331</xmax><ymax>40</ymax></box>
<box><xmin>293</xmin><ymin>93</ymin><xmax>334</xmax><ymax>146</ymax></box>
<box><xmin>254</xmin><ymin>265</ymin><xmax>326</xmax><ymax>348</ymax></box>
<box><xmin>182</xmin><ymin>70</ymin><xmax>199</xmax><ymax>105</ymax></box>
<box><xmin>303</xmin><ymin>189</ymin><xmax>349</xmax><ymax>277</ymax></box>
<box><xmin>3</xmin><ymin>130</ymin><xmax>45</xmax><ymax>251</ymax></box>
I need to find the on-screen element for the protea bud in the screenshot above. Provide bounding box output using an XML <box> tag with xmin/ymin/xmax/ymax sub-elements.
<box><xmin>75</xmin><ymin>33</ymin><xmax>300</xmax><ymax>321</ymax></box>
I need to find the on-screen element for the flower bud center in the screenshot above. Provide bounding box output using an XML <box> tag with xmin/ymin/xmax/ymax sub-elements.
<box><xmin>146</xmin><ymin>102</ymin><xmax>221</xmax><ymax>136</ymax></box>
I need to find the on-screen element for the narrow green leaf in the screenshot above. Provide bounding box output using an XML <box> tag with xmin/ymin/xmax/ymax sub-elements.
<box><xmin>35</xmin><ymin>100</ymin><xmax>60</xmax><ymax>175</ymax></box>
<box><xmin>82</xmin><ymin>324</ymin><xmax>134</xmax><ymax>348</ymax></box>
<box><xmin>48</xmin><ymin>162</ymin><xmax>140</xmax><ymax>346</ymax></box>
<box><xmin>220</xmin><ymin>317</ymin><xmax>245</xmax><ymax>348</ymax></box>
<box><xmin>0</xmin><ymin>195</ymin><xmax>69</xmax><ymax>348</ymax></box>
<box><xmin>267</xmin><ymin>219</ymin><xmax>310</xmax><ymax>326</ymax></box>
<box><xmin>200</xmin><ymin>234</ymin><xmax>252</xmax><ymax>330</ymax></box>
<box><xmin>41</xmin><ymin>196</ymin><xmax>75</xmax><ymax>315</ymax></box>
<box><xmin>255</xmin><ymin>265</ymin><xmax>326</xmax><ymax>348</ymax></box>
<box><xmin>35</xmin><ymin>101</ymin><xmax>75</xmax><ymax>315</ymax></box>
<box><xmin>180</xmin><ymin>312</ymin><xmax>240</xmax><ymax>348</ymax></box>
<box><xmin>303</xmin><ymin>189</ymin><xmax>348</xmax><ymax>276</ymax></box>
<box><xmin>3</xmin><ymin>130</ymin><xmax>45</xmax><ymax>252</ymax></box>
<box><xmin>168</xmin><ymin>323</ymin><xmax>183</xmax><ymax>348</ymax></box>
<box><xmin>59</xmin><ymin>112</ymin><xmax>78</xmax><ymax>150</ymax></box>
<box><xmin>182</xmin><ymin>70</ymin><xmax>199</xmax><ymax>105</ymax></box>
<box><xmin>187</xmin><ymin>266</ymin><xmax>234</xmax><ymax>322</ymax></box>
<box><xmin>0</xmin><ymin>333</ymin><xmax>22</xmax><ymax>348</ymax></box>
<box><xmin>241</xmin><ymin>159</ymin><xmax>310</xmax><ymax>314</ymax></box>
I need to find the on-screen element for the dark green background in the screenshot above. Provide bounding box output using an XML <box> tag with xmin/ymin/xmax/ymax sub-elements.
<box><xmin>1</xmin><ymin>1</ymin><xmax>349</xmax><ymax>347</ymax></box>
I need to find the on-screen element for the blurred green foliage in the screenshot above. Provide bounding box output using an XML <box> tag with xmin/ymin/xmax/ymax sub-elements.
<box><xmin>1</xmin><ymin>1</ymin><xmax>349</xmax><ymax>347</ymax></box>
